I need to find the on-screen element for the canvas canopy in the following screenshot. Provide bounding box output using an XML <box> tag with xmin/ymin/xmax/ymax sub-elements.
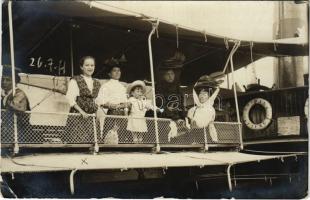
<box><xmin>2</xmin><ymin>1</ymin><xmax>308</xmax><ymax>85</ymax></box>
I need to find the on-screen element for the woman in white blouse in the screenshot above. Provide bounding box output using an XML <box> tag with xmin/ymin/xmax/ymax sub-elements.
<box><xmin>96</xmin><ymin>60</ymin><xmax>130</xmax><ymax>115</ymax></box>
<box><xmin>95</xmin><ymin>59</ymin><xmax>131</xmax><ymax>143</ymax></box>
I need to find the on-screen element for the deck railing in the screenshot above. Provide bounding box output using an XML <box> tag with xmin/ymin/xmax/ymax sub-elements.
<box><xmin>1</xmin><ymin>110</ymin><xmax>242</xmax><ymax>152</ymax></box>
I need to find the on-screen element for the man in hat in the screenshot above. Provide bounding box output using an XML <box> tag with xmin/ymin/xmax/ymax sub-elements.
<box><xmin>1</xmin><ymin>66</ymin><xmax>29</xmax><ymax>112</ymax></box>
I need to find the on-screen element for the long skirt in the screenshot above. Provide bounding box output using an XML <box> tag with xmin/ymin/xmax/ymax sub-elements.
<box><xmin>64</xmin><ymin>114</ymin><xmax>95</xmax><ymax>144</ymax></box>
<box><xmin>99</xmin><ymin>109</ymin><xmax>130</xmax><ymax>144</ymax></box>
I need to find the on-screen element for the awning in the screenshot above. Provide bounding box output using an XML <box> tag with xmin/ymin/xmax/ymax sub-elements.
<box><xmin>2</xmin><ymin>1</ymin><xmax>308</xmax><ymax>85</ymax></box>
<box><xmin>1</xmin><ymin>151</ymin><xmax>300</xmax><ymax>173</ymax></box>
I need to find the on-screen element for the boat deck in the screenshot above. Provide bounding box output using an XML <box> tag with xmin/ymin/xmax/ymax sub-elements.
<box><xmin>1</xmin><ymin>151</ymin><xmax>302</xmax><ymax>173</ymax></box>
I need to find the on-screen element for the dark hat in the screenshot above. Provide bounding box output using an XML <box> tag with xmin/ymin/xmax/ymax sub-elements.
<box><xmin>194</xmin><ymin>74</ymin><xmax>224</xmax><ymax>93</ymax></box>
<box><xmin>104</xmin><ymin>56</ymin><xmax>126</xmax><ymax>72</ymax></box>
<box><xmin>159</xmin><ymin>51</ymin><xmax>186</xmax><ymax>70</ymax></box>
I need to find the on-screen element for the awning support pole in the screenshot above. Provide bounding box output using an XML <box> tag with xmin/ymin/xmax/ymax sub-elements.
<box><xmin>92</xmin><ymin>115</ymin><xmax>99</xmax><ymax>154</ymax></box>
<box><xmin>8</xmin><ymin>1</ymin><xmax>19</xmax><ymax>154</ymax></box>
<box><xmin>227</xmin><ymin>164</ymin><xmax>233</xmax><ymax>191</ymax></box>
<box><xmin>203</xmin><ymin>127</ymin><xmax>209</xmax><ymax>152</ymax></box>
<box><xmin>229</xmin><ymin>41</ymin><xmax>243</xmax><ymax>150</ymax></box>
<box><xmin>70</xmin><ymin>169</ymin><xmax>77</xmax><ymax>195</ymax></box>
<box><xmin>70</xmin><ymin>22</ymin><xmax>74</xmax><ymax>77</ymax></box>
<box><xmin>148</xmin><ymin>20</ymin><xmax>160</xmax><ymax>153</ymax></box>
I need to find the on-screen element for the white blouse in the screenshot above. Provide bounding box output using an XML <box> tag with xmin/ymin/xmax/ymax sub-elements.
<box><xmin>128</xmin><ymin>97</ymin><xmax>154</xmax><ymax>117</ymax></box>
<box><xmin>65</xmin><ymin>75</ymin><xmax>94</xmax><ymax>107</ymax></box>
<box><xmin>95</xmin><ymin>79</ymin><xmax>127</xmax><ymax>106</ymax></box>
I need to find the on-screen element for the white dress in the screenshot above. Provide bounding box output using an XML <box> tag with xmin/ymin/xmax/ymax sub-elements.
<box><xmin>187</xmin><ymin>87</ymin><xmax>220</xmax><ymax>142</ymax></box>
<box><xmin>126</xmin><ymin>97</ymin><xmax>154</xmax><ymax>132</ymax></box>
<box><xmin>187</xmin><ymin>102</ymin><xmax>216</xmax><ymax>128</ymax></box>
<box><xmin>187</xmin><ymin>103</ymin><xmax>218</xmax><ymax>142</ymax></box>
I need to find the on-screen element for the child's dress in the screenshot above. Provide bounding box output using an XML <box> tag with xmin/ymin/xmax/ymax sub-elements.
<box><xmin>127</xmin><ymin>97</ymin><xmax>154</xmax><ymax>132</ymax></box>
<box><xmin>187</xmin><ymin>101</ymin><xmax>216</xmax><ymax>128</ymax></box>
<box><xmin>187</xmin><ymin>88</ymin><xmax>219</xmax><ymax>142</ymax></box>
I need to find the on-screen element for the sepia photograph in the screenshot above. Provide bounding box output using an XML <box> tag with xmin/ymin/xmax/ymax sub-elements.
<box><xmin>0</xmin><ymin>1</ymin><xmax>309</xmax><ymax>198</ymax></box>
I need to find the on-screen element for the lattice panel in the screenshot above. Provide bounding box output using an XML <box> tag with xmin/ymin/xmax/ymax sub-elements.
<box><xmin>98</xmin><ymin>116</ymin><xmax>158</xmax><ymax>144</ymax></box>
<box><xmin>1</xmin><ymin>111</ymin><xmax>14</xmax><ymax>143</ymax></box>
<box><xmin>157</xmin><ymin>120</ymin><xmax>241</xmax><ymax>145</ymax></box>
<box><xmin>1</xmin><ymin>110</ymin><xmax>241</xmax><ymax>146</ymax></box>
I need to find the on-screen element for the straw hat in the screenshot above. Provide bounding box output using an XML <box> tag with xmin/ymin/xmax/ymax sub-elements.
<box><xmin>127</xmin><ymin>80</ymin><xmax>146</xmax><ymax>94</ymax></box>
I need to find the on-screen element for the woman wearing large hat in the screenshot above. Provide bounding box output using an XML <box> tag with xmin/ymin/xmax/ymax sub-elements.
<box><xmin>156</xmin><ymin>51</ymin><xmax>186</xmax><ymax>121</ymax></box>
<box><xmin>155</xmin><ymin>51</ymin><xmax>187</xmax><ymax>142</ymax></box>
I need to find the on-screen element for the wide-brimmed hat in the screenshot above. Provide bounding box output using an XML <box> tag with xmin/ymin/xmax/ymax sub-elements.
<box><xmin>194</xmin><ymin>74</ymin><xmax>224</xmax><ymax>92</ymax></box>
<box><xmin>159</xmin><ymin>51</ymin><xmax>186</xmax><ymax>70</ymax></box>
<box><xmin>104</xmin><ymin>56</ymin><xmax>126</xmax><ymax>73</ymax></box>
<box><xmin>127</xmin><ymin>80</ymin><xmax>146</xmax><ymax>94</ymax></box>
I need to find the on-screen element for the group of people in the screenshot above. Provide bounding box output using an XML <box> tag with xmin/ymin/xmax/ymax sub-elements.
<box><xmin>64</xmin><ymin>55</ymin><xmax>220</xmax><ymax>144</ymax></box>
<box><xmin>1</xmin><ymin>54</ymin><xmax>221</xmax><ymax>144</ymax></box>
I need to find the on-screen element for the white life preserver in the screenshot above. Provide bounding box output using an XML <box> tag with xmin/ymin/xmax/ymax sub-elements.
<box><xmin>243</xmin><ymin>98</ymin><xmax>272</xmax><ymax>130</ymax></box>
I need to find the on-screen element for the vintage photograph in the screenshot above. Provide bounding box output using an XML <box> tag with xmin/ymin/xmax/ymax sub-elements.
<box><xmin>0</xmin><ymin>1</ymin><xmax>308</xmax><ymax>198</ymax></box>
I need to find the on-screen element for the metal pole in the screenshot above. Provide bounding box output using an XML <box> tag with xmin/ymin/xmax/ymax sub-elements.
<box><xmin>148</xmin><ymin>20</ymin><xmax>160</xmax><ymax>153</ymax></box>
<box><xmin>92</xmin><ymin>115</ymin><xmax>99</xmax><ymax>154</ymax></box>
<box><xmin>203</xmin><ymin>127</ymin><xmax>209</xmax><ymax>152</ymax></box>
<box><xmin>69</xmin><ymin>169</ymin><xmax>77</xmax><ymax>195</ymax></box>
<box><xmin>8</xmin><ymin>1</ymin><xmax>19</xmax><ymax>154</ymax></box>
<box><xmin>229</xmin><ymin>41</ymin><xmax>243</xmax><ymax>150</ymax></box>
<box><xmin>70</xmin><ymin>23</ymin><xmax>74</xmax><ymax>77</ymax></box>
<box><xmin>227</xmin><ymin>164</ymin><xmax>233</xmax><ymax>191</ymax></box>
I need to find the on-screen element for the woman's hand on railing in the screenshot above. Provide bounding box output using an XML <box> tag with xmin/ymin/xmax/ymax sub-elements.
<box><xmin>73</xmin><ymin>104</ymin><xmax>90</xmax><ymax>118</ymax></box>
<box><xmin>80</xmin><ymin>110</ymin><xmax>90</xmax><ymax>118</ymax></box>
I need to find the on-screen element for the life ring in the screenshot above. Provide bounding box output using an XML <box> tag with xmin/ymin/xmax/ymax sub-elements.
<box><xmin>243</xmin><ymin>98</ymin><xmax>272</xmax><ymax>130</ymax></box>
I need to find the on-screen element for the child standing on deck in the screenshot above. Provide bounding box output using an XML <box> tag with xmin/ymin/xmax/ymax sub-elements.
<box><xmin>126</xmin><ymin>80</ymin><xmax>162</xmax><ymax>143</ymax></box>
<box><xmin>187</xmin><ymin>85</ymin><xmax>220</xmax><ymax>142</ymax></box>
